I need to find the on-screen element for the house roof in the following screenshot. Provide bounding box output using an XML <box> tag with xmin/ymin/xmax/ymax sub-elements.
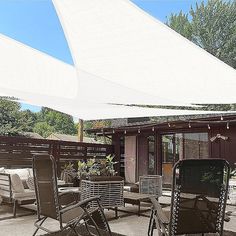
<box><xmin>47</xmin><ymin>133</ymin><xmax>103</xmax><ymax>144</ymax></box>
<box><xmin>23</xmin><ymin>132</ymin><xmax>44</xmax><ymax>139</ymax></box>
<box><xmin>86</xmin><ymin>114</ymin><xmax>236</xmax><ymax>135</ymax></box>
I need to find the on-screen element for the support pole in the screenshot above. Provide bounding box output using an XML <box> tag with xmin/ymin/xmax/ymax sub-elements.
<box><xmin>78</xmin><ymin>119</ymin><xmax>84</xmax><ymax>142</ymax></box>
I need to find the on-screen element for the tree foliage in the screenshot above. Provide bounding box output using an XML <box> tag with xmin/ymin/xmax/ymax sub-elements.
<box><xmin>0</xmin><ymin>98</ymin><xmax>23</xmax><ymax>136</ymax></box>
<box><xmin>34</xmin><ymin>108</ymin><xmax>77</xmax><ymax>138</ymax></box>
<box><xmin>167</xmin><ymin>0</ymin><xmax>236</xmax><ymax>69</ymax></box>
<box><xmin>168</xmin><ymin>11</ymin><xmax>193</xmax><ymax>40</ymax></box>
<box><xmin>33</xmin><ymin>121</ymin><xmax>56</xmax><ymax>138</ymax></box>
<box><xmin>0</xmin><ymin>98</ymin><xmax>77</xmax><ymax>137</ymax></box>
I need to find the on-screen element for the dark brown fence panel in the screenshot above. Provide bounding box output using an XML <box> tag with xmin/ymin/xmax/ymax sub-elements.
<box><xmin>0</xmin><ymin>136</ymin><xmax>114</xmax><ymax>171</ymax></box>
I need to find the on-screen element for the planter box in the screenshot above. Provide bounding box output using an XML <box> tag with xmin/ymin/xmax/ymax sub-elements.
<box><xmin>81</xmin><ymin>176</ymin><xmax>124</xmax><ymax>208</ymax></box>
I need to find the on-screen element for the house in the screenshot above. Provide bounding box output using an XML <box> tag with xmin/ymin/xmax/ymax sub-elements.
<box><xmin>87</xmin><ymin>114</ymin><xmax>236</xmax><ymax>185</ymax></box>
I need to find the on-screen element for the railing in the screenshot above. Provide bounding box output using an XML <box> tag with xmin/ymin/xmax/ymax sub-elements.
<box><xmin>0</xmin><ymin>136</ymin><xmax>114</xmax><ymax>171</ymax></box>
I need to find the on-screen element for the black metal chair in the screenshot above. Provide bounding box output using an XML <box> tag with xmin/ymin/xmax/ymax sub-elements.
<box><xmin>148</xmin><ymin>159</ymin><xmax>230</xmax><ymax>236</ymax></box>
<box><xmin>32</xmin><ymin>154</ymin><xmax>112</xmax><ymax>236</ymax></box>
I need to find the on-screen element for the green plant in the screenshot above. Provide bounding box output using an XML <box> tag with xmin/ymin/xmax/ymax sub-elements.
<box><xmin>77</xmin><ymin>155</ymin><xmax>118</xmax><ymax>178</ymax></box>
<box><xmin>77</xmin><ymin>160</ymin><xmax>87</xmax><ymax>179</ymax></box>
<box><xmin>61</xmin><ymin>162</ymin><xmax>77</xmax><ymax>183</ymax></box>
<box><xmin>104</xmin><ymin>154</ymin><xmax>118</xmax><ymax>176</ymax></box>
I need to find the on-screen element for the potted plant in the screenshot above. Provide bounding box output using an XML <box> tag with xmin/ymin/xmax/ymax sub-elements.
<box><xmin>79</xmin><ymin>155</ymin><xmax>124</xmax><ymax>210</ymax></box>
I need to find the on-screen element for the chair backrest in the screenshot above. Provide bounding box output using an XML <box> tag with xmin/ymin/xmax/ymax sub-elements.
<box><xmin>170</xmin><ymin>159</ymin><xmax>230</xmax><ymax>236</ymax></box>
<box><xmin>33</xmin><ymin>154</ymin><xmax>59</xmax><ymax>219</ymax></box>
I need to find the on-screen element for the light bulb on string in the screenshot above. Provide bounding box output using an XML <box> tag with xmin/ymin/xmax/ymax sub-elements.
<box><xmin>188</xmin><ymin>122</ymin><xmax>191</xmax><ymax>128</ymax></box>
<box><xmin>152</xmin><ymin>127</ymin><xmax>155</xmax><ymax>132</ymax></box>
<box><xmin>168</xmin><ymin>123</ymin><xmax>171</xmax><ymax>128</ymax></box>
<box><xmin>221</xmin><ymin>116</ymin><xmax>224</xmax><ymax>121</ymax></box>
<box><xmin>124</xmin><ymin>130</ymin><xmax>127</xmax><ymax>134</ymax></box>
<box><xmin>138</xmin><ymin>128</ymin><xmax>141</xmax><ymax>134</ymax></box>
<box><xmin>112</xmin><ymin>129</ymin><xmax>115</xmax><ymax>134</ymax></box>
<box><xmin>208</xmin><ymin>124</ymin><xmax>211</xmax><ymax>130</ymax></box>
<box><xmin>227</xmin><ymin>122</ymin><xmax>229</xmax><ymax>130</ymax></box>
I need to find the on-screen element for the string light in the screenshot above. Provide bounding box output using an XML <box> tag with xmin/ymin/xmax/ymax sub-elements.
<box><xmin>188</xmin><ymin>122</ymin><xmax>191</xmax><ymax>128</ymax></box>
<box><xmin>138</xmin><ymin>128</ymin><xmax>141</xmax><ymax>134</ymax></box>
<box><xmin>227</xmin><ymin>122</ymin><xmax>230</xmax><ymax>130</ymax></box>
<box><xmin>152</xmin><ymin>127</ymin><xmax>155</xmax><ymax>132</ymax></box>
<box><xmin>112</xmin><ymin>129</ymin><xmax>115</xmax><ymax>134</ymax></box>
<box><xmin>124</xmin><ymin>130</ymin><xmax>127</xmax><ymax>134</ymax></box>
<box><xmin>208</xmin><ymin>124</ymin><xmax>211</xmax><ymax>130</ymax></box>
<box><xmin>168</xmin><ymin>123</ymin><xmax>171</xmax><ymax>128</ymax></box>
<box><xmin>221</xmin><ymin>116</ymin><xmax>224</xmax><ymax>121</ymax></box>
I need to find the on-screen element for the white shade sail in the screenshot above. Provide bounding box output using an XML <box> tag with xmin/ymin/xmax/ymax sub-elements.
<box><xmin>0</xmin><ymin>33</ymin><xmax>212</xmax><ymax>120</ymax></box>
<box><xmin>53</xmin><ymin>0</ymin><xmax>236</xmax><ymax>105</ymax></box>
<box><xmin>0</xmin><ymin>33</ymin><xmax>189</xmax><ymax>107</ymax></box>
<box><xmin>0</xmin><ymin>87</ymin><xmax>227</xmax><ymax>120</ymax></box>
<box><xmin>0</xmin><ymin>1</ymin><xmax>236</xmax><ymax>121</ymax></box>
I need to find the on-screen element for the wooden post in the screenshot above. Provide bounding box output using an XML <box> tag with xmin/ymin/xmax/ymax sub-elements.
<box><xmin>78</xmin><ymin>119</ymin><xmax>84</xmax><ymax>142</ymax></box>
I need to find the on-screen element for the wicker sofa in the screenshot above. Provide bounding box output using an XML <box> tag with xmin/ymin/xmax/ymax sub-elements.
<box><xmin>0</xmin><ymin>168</ymin><xmax>35</xmax><ymax>217</ymax></box>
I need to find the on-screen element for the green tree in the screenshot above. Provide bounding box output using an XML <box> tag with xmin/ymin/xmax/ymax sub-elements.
<box><xmin>19</xmin><ymin>109</ymin><xmax>37</xmax><ymax>132</ymax></box>
<box><xmin>33</xmin><ymin>121</ymin><xmax>55</xmax><ymax>138</ymax></box>
<box><xmin>0</xmin><ymin>97</ymin><xmax>23</xmax><ymax>136</ymax></box>
<box><xmin>167</xmin><ymin>11</ymin><xmax>193</xmax><ymax>40</ymax></box>
<box><xmin>167</xmin><ymin>0</ymin><xmax>236</xmax><ymax>69</ymax></box>
<box><xmin>34</xmin><ymin>108</ymin><xmax>77</xmax><ymax>137</ymax></box>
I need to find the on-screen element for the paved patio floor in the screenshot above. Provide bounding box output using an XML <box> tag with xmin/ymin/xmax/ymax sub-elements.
<box><xmin>0</xmin><ymin>198</ymin><xmax>236</xmax><ymax>236</ymax></box>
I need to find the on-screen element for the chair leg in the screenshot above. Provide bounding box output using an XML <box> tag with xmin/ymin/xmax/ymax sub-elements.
<box><xmin>13</xmin><ymin>199</ymin><xmax>17</xmax><ymax>217</ymax></box>
<box><xmin>148</xmin><ymin>210</ymin><xmax>155</xmax><ymax>236</ymax></box>
<box><xmin>84</xmin><ymin>208</ymin><xmax>103</xmax><ymax>236</ymax></box>
<box><xmin>32</xmin><ymin>217</ymin><xmax>47</xmax><ymax>236</ymax></box>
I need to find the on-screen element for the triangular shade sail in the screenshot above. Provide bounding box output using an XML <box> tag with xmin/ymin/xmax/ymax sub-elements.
<box><xmin>1</xmin><ymin>33</ymin><xmax>216</xmax><ymax>120</ymax></box>
<box><xmin>53</xmin><ymin>0</ymin><xmax>236</xmax><ymax>105</ymax></box>
<box><xmin>0</xmin><ymin>33</ymin><xmax>189</xmax><ymax>107</ymax></box>
<box><xmin>0</xmin><ymin>87</ymin><xmax>228</xmax><ymax>120</ymax></box>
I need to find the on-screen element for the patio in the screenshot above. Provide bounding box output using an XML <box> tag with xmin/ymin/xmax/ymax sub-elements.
<box><xmin>0</xmin><ymin>196</ymin><xmax>236</xmax><ymax>236</ymax></box>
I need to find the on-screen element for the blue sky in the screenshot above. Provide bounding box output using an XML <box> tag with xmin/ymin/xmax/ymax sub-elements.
<box><xmin>0</xmin><ymin>0</ymin><xmax>204</xmax><ymax>112</ymax></box>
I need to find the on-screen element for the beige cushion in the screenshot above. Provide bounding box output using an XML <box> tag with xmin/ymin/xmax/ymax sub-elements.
<box><xmin>10</xmin><ymin>174</ymin><xmax>25</xmax><ymax>193</ymax></box>
<box><xmin>13</xmin><ymin>189</ymin><xmax>35</xmax><ymax>199</ymax></box>
<box><xmin>5</xmin><ymin>168</ymin><xmax>30</xmax><ymax>180</ymax></box>
<box><xmin>28</xmin><ymin>168</ymin><xmax>33</xmax><ymax>177</ymax></box>
<box><xmin>0</xmin><ymin>167</ymin><xmax>5</xmax><ymax>173</ymax></box>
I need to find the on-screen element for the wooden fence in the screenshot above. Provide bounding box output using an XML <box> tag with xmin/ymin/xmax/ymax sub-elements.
<box><xmin>0</xmin><ymin>136</ymin><xmax>114</xmax><ymax>171</ymax></box>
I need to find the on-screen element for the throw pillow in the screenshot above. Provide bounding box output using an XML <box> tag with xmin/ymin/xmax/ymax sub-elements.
<box><xmin>26</xmin><ymin>177</ymin><xmax>35</xmax><ymax>190</ymax></box>
<box><xmin>10</xmin><ymin>174</ymin><xmax>25</xmax><ymax>193</ymax></box>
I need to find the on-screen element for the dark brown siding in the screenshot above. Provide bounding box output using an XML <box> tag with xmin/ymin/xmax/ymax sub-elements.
<box><xmin>210</xmin><ymin>126</ymin><xmax>236</xmax><ymax>165</ymax></box>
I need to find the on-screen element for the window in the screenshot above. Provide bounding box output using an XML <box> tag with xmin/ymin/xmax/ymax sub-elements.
<box><xmin>184</xmin><ymin>133</ymin><xmax>209</xmax><ymax>159</ymax></box>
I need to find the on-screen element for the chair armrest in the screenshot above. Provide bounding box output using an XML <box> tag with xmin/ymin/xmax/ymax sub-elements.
<box><xmin>58</xmin><ymin>191</ymin><xmax>76</xmax><ymax>197</ymax></box>
<box><xmin>150</xmin><ymin>197</ymin><xmax>169</xmax><ymax>225</ymax></box>
<box><xmin>60</xmin><ymin>196</ymin><xmax>101</xmax><ymax>214</ymax></box>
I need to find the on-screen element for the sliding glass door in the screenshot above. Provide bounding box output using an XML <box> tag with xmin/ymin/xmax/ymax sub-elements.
<box><xmin>161</xmin><ymin>132</ymin><xmax>208</xmax><ymax>185</ymax></box>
